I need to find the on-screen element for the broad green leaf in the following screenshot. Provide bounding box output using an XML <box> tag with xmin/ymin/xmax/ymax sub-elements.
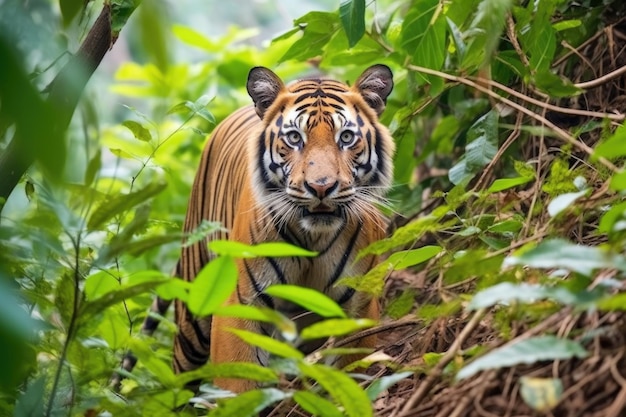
<box><xmin>264</xmin><ymin>285</ymin><xmax>346</xmax><ymax>318</ymax></box>
<box><xmin>187</xmin><ymin>256</ymin><xmax>238</xmax><ymax>317</ymax></box>
<box><xmin>386</xmin><ymin>246</ymin><xmax>442</xmax><ymax>269</ymax></box>
<box><xmin>385</xmin><ymin>289</ymin><xmax>416</xmax><ymax>319</ymax></box>
<box><xmin>177</xmin><ymin>362</ymin><xmax>278</xmax><ymax>386</ymax></box>
<box><xmin>449</xmin><ymin>110</ymin><xmax>499</xmax><ymax>185</ymax></box>
<box><xmin>229</xmin><ymin>328</ymin><xmax>304</xmax><ymax>359</ymax></box>
<box><xmin>340</xmin><ymin>263</ymin><xmax>389</xmax><ymax>296</ymax></box>
<box><xmin>339</xmin><ymin>0</ymin><xmax>366</xmax><ymax>48</ymax></box>
<box><xmin>215</xmin><ymin>305</ymin><xmax>297</xmax><ymax>341</ymax></box>
<box><xmin>111</xmin><ymin>0</ymin><xmax>141</xmax><ymax>36</ymax></box>
<box><xmin>144</xmin><ymin>390</ymin><xmax>194</xmax><ymax>414</ymax></box>
<box><xmin>299</xmin><ymin>363</ymin><xmax>373</xmax><ymax>417</ymax></box>
<box><xmin>487</xmin><ymin>219</ymin><xmax>523</xmax><ymax>234</ymax></box>
<box><xmin>279</xmin><ymin>12</ymin><xmax>340</xmax><ymax>63</ymax></box>
<box><xmin>487</xmin><ymin>176</ymin><xmax>534</xmax><ymax>193</ymax></box>
<box><xmin>360</xmin><ymin>209</ymin><xmax>454</xmax><ymax>257</ymax></box>
<box><xmin>84</xmin><ymin>270</ymin><xmax>119</xmax><ymax>300</ymax></box>
<box><xmin>80</xmin><ymin>278</ymin><xmax>169</xmax><ymax>321</ymax></box>
<box><xmin>14</xmin><ymin>376</ymin><xmax>45</xmax><ymax>417</ymax></box>
<box><xmin>401</xmin><ymin>0</ymin><xmax>445</xmax><ymax>85</ymax></box>
<box><xmin>209</xmin><ymin>240</ymin><xmax>317</xmax><ymax>258</ymax></box>
<box><xmin>596</xmin><ymin>293</ymin><xmax>626</xmax><ymax>311</ymax></box>
<box><xmin>461</xmin><ymin>0</ymin><xmax>513</xmax><ymax>69</ymax></box>
<box><xmin>456</xmin><ymin>336</ymin><xmax>587</xmax><ymax>380</ymax></box>
<box><xmin>599</xmin><ymin>201</ymin><xmax>626</xmax><ymax>234</ymax></box>
<box><xmin>553</xmin><ymin>20</ymin><xmax>581</xmax><ymax>31</ymax></box>
<box><xmin>208</xmin><ymin>389</ymin><xmax>288</xmax><ymax>417</ymax></box>
<box><xmin>87</xmin><ymin>181</ymin><xmax>167</xmax><ymax>231</ymax></box>
<box><xmin>547</xmin><ymin>189</ymin><xmax>588</xmax><ymax>217</ymax></box>
<box><xmin>300</xmin><ymin>318</ymin><xmax>375</xmax><ymax>340</ymax></box>
<box><xmin>59</xmin><ymin>0</ymin><xmax>83</xmax><ymax>26</ymax></box>
<box><xmin>122</xmin><ymin>120</ymin><xmax>152</xmax><ymax>142</ymax></box>
<box><xmin>610</xmin><ymin>171</ymin><xmax>626</xmax><ymax>191</ymax></box>
<box><xmin>534</xmin><ymin>70</ymin><xmax>581</xmax><ymax>97</ymax></box>
<box><xmin>365</xmin><ymin>371</ymin><xmax>413</xmax><ymax>401</ymax></box>
<box><xmin>468</xmin><ymin>282</ymin><xmax>600</xmax><ymax>310</ymax></box>
<box><xmin>293</xmin><ymin>391</ymin><xmax>344</xmax><ymax>417</ymax></box>
<box><xmin>172</xmin><ymin>24</ymin><xmax>217</xmax><ymax>51</ymax></box>
<box><xmin>503</xmin><ymin>239</ymin><xmax>626</xmax><ymax>276</ymax></box>
<box><xmin>127</xmin><ymin>338</ymin><xmax>177</xmax><ymax>386</ymax></box>
<box><xmin>519</xmin><ymin>377</ymin><xmax>563</xmax><ymax>412</ymax></box>
<box><xmin>156</xmin><ymin>278</ymin><xmax>191</xmax><ymax>301</ymax></box>
<box><xmin>594</xmin><ymin>122</ymin><xmax>626</xmax><ymax>160</ymax></box>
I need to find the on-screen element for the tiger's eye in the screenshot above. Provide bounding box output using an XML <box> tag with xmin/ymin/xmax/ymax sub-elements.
<box><xmin>286</xmin><ymin>131</ymin><xmax>302</xmax><ymax>146</ymax></box>
<box><xmin>339</xmin><ymin>130</ymin><xmax>355</xmax><ymax>146</ymax></box>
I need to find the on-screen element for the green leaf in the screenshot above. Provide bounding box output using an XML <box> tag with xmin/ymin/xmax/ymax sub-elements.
<box><xmin>172</xmin><ymin>24</ymin><xmax>217</xmax><ymax>51</ymax></box>
<box><xmin>59</xmin><ymin>0</ymin><xmax>83</xmax><ymax>26</ymax></box>
<box><xmin>122</xmin><ymin>120</ymin><xmax>152</xmax><ymax>142</ymax></box>
<box><xmin>187</xmin><ymin>256</ymin><xmax>238</xmax><ymax>317</ymax></box>
<box><xmin>594</xmin><ymin>122</ymin><xmax>626</xmax><ymax>160</ymax></box>
<box><xmin>340</xmin><ymin>263</ymin><xmax>389</xmax><ymax>296</ymax></box>
<box><xmin>339</xmin><ymin>0</ymin><xmax>366</xmax><ymax>48</ymax></box>
<box><xmin>14</xmin><ymin>376</ymin><xmax>45</xmax><ymax>417</ymax></box>
<box><xmin>209</xmin><ymin>389</ymin><xmax>288</xmax><ymax>417</ymax></box>
<box><xmin>84</xmin><ymin>149</ymin><xmax>102</xmax><ymax>186</ymax></box>
<box><xmin>504</xmin><ymin>239</ymin><xmax>626</xmax><ymax>276</ymax></box>
<box><xmin>215</xmin><ymin>305</ymin><xmax>297</xmax><ymax>341</ymax></box>
<box><xmin>553</xmin><ymin>20</ymin><xmax>581</xmax><ymax>31</ymax></box>
<box><xmin>547</xmin><ymin>189</ymin><xmax>588</xmax><ymax>217</ymax></box>
<box><xmin>386</xmin><ymin>246</ymin><xmax>443</xmax><ymax>269</ymax></box>
<box><xmin>461</xmin><ymin>0</ymin><xmax>514</xmax><ymax>69</ymax></box>
<box><xmin>293</xmin><ymin>391</ymin><xmax>344</xmax><ymax>417</ymax></box>
<box><xmin>468</xmin><ymin>282</ymin><xmax>600</xmax><ymax>310</ymax></box>
<box><xmin>456</xmin><ymin>336</ymin><xmax>587</xmax><ymax>380</ymax></box>
<box><xmin>599</xmin><ymin>201</ymin><xmax>626</xmax><ymax>234</ymax></box>
<box><xmin>533</xmin><ymin>71</ymin><xmax>581</xmax><ymax>97</ymax></box>
<box><xmin>110</xmin><ymin>0</ymin><xmax>141</xmax><ymax>36</ymax></box>
<box><xmin>519</xmin><ymin>377</ymin><xmax>563</xmax><ymax>412</ymax></box>
<box><xmin>301</xmin><ymin>318</ymin><xmax>375</xmax><ymax>340</ymax></box>
<box><xmin>176</xmin><ymin>362</ymin><xmax>278</xmax><ymax>387</ymax></box>
<box><xmin>385</xmin><ymin>289</ymin><xmax>416</xmax><ymax>319</ymax></box>
<box><xmin>360</xmin><ymin>209</ymin><xmax>454</xmax><ymax>257</ymax></box>
<box><xmin>487</xmin><ymin>176</ymin><xmax>533</xmax><ymax>192</ymax></box>
<box><xmin>299</xmin><ymin>363</ymin><xmax>373</xmax><ymax>417</ymax></box>
<box><xmin>229</xmin><ymin>328</ymin><xmax>304</xmax><ymax>359</ymax></box>
<box><xmin>279</xmin><ymin>12</ymin><xmax>340</xmax><ymax>63</ymax></box>
<box><xmin>209</xmin><ymin>240</ymin><xmax>317</xmax><ymax>258</ymax></box>
<box><xmin>80</xmin><ymin>278</ymin><xmax>169</xmax><ymax>321</ymax></box>
<box><xmin>401</xmin><ymin>0</ymin><xmax>446</xmax><ymax>84</ymax></box>
<box><xmin>264</xmin><ymin>285</ymin><xmax>346</xmax><ymax>318</ymax></box>
<box><xmin>87</xmin><ymin>181</ymin><xmax>167</xmax><ymax>231</ymax></box>
<box><xmin>449</xmin><ymin>110</ymin><xmax>499</xmax><ymax>185</ymax></box>
<box><xmin>365</xmin><ymin>371</ymin><xmax>413</xmax><ymax>401</ymax></box>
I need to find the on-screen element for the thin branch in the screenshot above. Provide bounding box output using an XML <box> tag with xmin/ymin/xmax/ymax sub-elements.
<box><xmin>574</xmin><ymin>64</ymin><xmax>626</xmax><ymax>90</ymax></box>
<box><xmin>405</xmin><ymin>63</ymin><xmax>620</xmax><ymax>173</ymax></box>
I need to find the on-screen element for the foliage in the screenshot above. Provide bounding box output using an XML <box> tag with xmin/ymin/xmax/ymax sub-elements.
<box><xmin>2</xmin><ymin>0</ymin><xmax>626</xmax><ymax>416</ymax></box>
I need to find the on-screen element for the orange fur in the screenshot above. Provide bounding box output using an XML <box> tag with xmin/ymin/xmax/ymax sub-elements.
<box><xmin>172</xmin><ymin>66</ymin><xmax>395</xmax><ymax>393</ymax></box>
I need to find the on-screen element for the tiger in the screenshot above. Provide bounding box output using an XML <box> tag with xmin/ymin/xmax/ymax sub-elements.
<box><xmin>120</xmin><ymin>64</ymin><xmax>395</xmax><ymax>394</ymax></box>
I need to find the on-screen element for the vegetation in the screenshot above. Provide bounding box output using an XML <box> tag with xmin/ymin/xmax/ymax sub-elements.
<box><xmin>2</xmin><ymin>0</ymin><xmax>626</xmax><ymax>416</ymax></box>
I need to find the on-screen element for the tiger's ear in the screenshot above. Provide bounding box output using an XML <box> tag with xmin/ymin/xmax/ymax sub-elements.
<box><xmin>354</xmin><ymin>64</ymin><xmax>393</xmax><ymax>116</ymax></box>
<box><xmin>247</xmin><ymin>67</ymin><xmax>286</xmax><ymax>118</ymax></box>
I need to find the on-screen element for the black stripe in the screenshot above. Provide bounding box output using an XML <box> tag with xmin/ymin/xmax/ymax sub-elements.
<box><xmin>325</xmin><ymin>224</ymin><xmax>361</xmax><ymax>290</ymax></box>
<box><xmin>176</xmin><ymin>332</ymin><xmax>208</xmax><ymax>365</ymax></box>
<box><xmin>337</xmin><ymin>288</ymin><xmax>356</xmax><ymax>305</ymax></box>
<box><xmin>244</xmin><ymin>260</ymin><xmax>275</xmax><ymax>309</ymax></box>
<box><xmin>190</xmin><ymin>318</ymin><xmax>210</xmax><ymax>346</ymax></box>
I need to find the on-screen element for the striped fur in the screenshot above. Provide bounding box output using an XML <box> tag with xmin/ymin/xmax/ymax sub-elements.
<box><xmin>120</xmin><ymin>65</ymin><xmax>394</xmax><ymax>393</ymax></box>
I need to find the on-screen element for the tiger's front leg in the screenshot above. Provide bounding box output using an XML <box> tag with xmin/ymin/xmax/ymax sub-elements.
<box><xmin>210</xmin><ymin>306</ymin><xmax>263</xmax><ymax>393</ymax></box>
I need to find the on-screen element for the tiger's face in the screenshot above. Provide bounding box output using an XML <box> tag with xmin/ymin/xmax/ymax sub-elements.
<box><xmin>246</xmin><ymin>65</ymin><xmax>394</xmax><ymax>234</ymax></box>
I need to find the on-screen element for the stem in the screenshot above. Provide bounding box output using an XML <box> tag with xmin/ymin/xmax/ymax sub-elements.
<box><xmin>45</xmin><ymin>234</ymin><xmax>83</xmax><ymax>417</ymax></box>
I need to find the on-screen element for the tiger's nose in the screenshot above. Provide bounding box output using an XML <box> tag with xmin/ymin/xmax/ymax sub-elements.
<box><xmin>304</xmin><ymin>179</ymin><xmax>339</xmax><ymax>198</ymax></box>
